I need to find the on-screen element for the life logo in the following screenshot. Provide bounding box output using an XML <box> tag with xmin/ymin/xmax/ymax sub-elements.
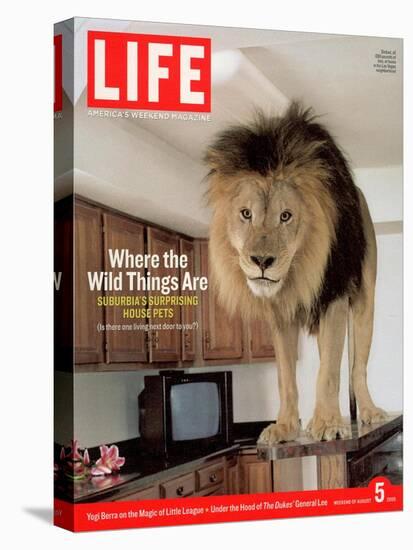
<box><xmin>54</xmin><ymin>34</ymin><xmax>63</xmax><ymax>112</ymax></box>
<box><xmin>87</xmin><ymin>31</ymin><xmax>211</xmax><ymax>112</ymax></box>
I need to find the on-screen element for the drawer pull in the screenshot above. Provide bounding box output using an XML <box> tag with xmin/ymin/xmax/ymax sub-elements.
<box><xmin>209</xmin><ymin>473</ymin><xmax>217</xmax><ymax>483</ymax></box>
<box><xmin>184</xmin><ymin>333</ymin><xmax>191</xmax><ymax>350</ymax></box>
<box><xmin>204</xmin><ymin>332</ymin><xmax>210</xmax><ymax>349</ymax></box>
<box><xmin>176</xmin><ymin>486</ymin><xmax>184</xmax><ymax>496</ymax></box>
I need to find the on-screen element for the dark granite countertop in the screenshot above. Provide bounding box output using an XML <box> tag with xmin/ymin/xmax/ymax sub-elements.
<box><xmin>55</xmin><ymin>415</ymin><xmax>402</xmax><ymax>503</ymax></box>
<box><xmin>55</xmin><ymin>443</ymin><xmax>241</xmax><ymax>503</ymax></box>
<box><xmin>257</xmin><ymin>414</ymin><xmax>402</xmax><ymax>460</ymax></box>
<box><xmin>54</xmin><ymin>420</ymin><xmax>270</xmax><ymax>503</ymax></box>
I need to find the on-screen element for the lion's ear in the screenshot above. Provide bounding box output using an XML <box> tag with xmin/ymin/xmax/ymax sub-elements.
<box><xmin>203</xmin><ymin>146</ymin><xmax>232</xmax><ymax>207</ymax></box>
<box><xmin>203</xmin><ymin>146</ymin><xmax>225</xmax><ymax>174</ymax></box>
<box><xmin>204</xmin><ymin>171</ymin><xmax>229</xmax><ymax>208</ymax></box>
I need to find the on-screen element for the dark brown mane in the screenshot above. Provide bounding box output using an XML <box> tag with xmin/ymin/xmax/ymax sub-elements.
<box><xmin>204</xmin><ymin>101</ymin><xmax>367</xmax><ymax>331</ymax></box>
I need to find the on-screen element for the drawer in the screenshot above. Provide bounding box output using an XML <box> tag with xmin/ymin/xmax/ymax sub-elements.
<box><xmin>118</xmin><ymin>485</ymin><xmax>159</xmax><ymax>501</ymax></box>
<box><xmin>160</xmin><ymin>472</ymin><xmax>195</xmax><ymax>498</ymax></box>
<box><xmin>197</xmin><ymin>462</ymin><xmax>224</xmax><ymax>491</ymax></box>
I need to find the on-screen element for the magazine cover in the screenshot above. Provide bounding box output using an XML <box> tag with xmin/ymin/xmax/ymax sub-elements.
<box><xmin>54</xmin><ymin>17</ymin><xmax>403</xmax><ymax>532</ymax></box>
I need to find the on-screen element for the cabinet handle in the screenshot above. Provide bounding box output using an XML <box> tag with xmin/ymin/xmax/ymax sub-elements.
<box><xmin>152</xmin><ymin>331</ymin><xmax>159</xmax><ymax>349</ymax></box>
<box><xmin>204</xmin><ymin>332</ymin><xmax>210</xmax><ymax>350</ymax></box>
<box><xmin>184</xmin><ymin>332</ymin><xmax>191</xmax><ymax>350</ymax></box>
<box><xmin>176</xmin><ymin>486</ymin><xmax>184</xmax><ymax>496</ymax></box>
<box><xmin>209</xmin><ymin>473</ymin><xmax>217</xmax><ymax>483</ymax></box>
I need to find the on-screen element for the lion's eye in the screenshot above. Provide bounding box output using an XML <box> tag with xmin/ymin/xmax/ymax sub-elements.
<box><xmin>280</xmin><ymin>210</ymin><xmax>292</xmax><ymax>223</ymax></box>
<box><xmin>240</xmin><ymin>208</ymin><xmax>252</xmax><ymax>221</ymax></box>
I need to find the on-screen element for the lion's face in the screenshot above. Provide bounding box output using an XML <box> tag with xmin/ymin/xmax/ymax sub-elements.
<box><xmin>205</xmin><ymin>104</ymin><xmax>342</xmax><ymax>322</ymax></box>
<box><xmin>226</xmin><ymin>178</ymin><xmax>305</xmax><ymax>299</ymax></box>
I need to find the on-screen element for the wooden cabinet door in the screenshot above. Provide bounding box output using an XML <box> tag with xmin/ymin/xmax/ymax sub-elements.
<box><xmin>240</xmin><ymin>455</ymin><xmax>272</xmax><ymax>494</ymax></box>
<box><xmin>200</xmin><ymin>241</ymin><xmax>243</xmax><ymax>360</ymax></box>
<box><xmin>226</xmin><ymin>459</ymin><xmax>240</xmax><ymax>495</ymax></box>
<box><xmin>196</xmin><ymin>461</ymin><xmax>225</xmax><ymax>492</ymax></box>
<box><xmin>180</xmin><ymin>238</ymin><xmax>196</xmax><ymax>361</ymax></box>
<box><xmin>147</xmin><ymin>227</ymin><xmax>181</xmax><ymax>362</ymax></box>
<box><xmin>160</xmin><ymin>472</ymin><xmax>196</xmax><ymax>498</ymax></box>
<box><xmin>103</xmin><ymin>213</ymin><xmax>147</xmax><ymax>363</ymax></box>
<box><xmin>74</xmin><ymin>201</ymin><xmax>104</xmax><ymax>364</ymax></box>
<box><xmin>250</xmin><ymin>319</ymin><xmax>275</xmax><ymax>359</ymax></box>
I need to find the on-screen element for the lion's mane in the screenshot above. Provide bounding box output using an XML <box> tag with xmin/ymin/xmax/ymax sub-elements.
<box><xmin>204</xmin><ymin>102</ymin><xmax>366</xmax><ymax>332</ymax></box>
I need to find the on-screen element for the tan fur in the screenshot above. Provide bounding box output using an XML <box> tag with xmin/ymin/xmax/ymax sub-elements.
<box><xmin>349</xmin><ymin>190</ymin><xmax>387</xmax><ymax>424</ymax></box>
<box><xmin>205</xmin><ymin>104</ymin><xmax>387</xmax><ymax>442</ymax></box>
<box><xmin>207</xmin><ymin>171</ymin><xmax>385</xmax><ymax>443</ymax></box>
<box><xmin>207</xmin><ymin>164</ymin><xmax>337</xmax><ymax>327</ymax></box>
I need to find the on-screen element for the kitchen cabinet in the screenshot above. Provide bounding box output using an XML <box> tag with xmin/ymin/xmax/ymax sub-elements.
<box><xmin>180</xmin><ymin>238</ymin><xmax>196</xmax><ymax>361</ymax></box>
<box><xmin>226</xmin><ymin>455</ymin><xmax>240</xmax><ymax>495</ymax></box>
<box><xmin>200</xmin><ymin>241</ymin><xmax>243</xmax><ymax>361</ymax></box>
<box><xmin>147</xmin><ymin>227</ymin><xmax>181</xmax><ymax>362</ymax></box>
<box><xmin>249</xmin><ymin>319</ymin><xmax>275</xmax><ymax>359</ymax></box>
<box><xmin>160</xmin><ymin>472</ymin><xmax>196</xmax><ymax>498</ymax></box>
<box><xmin>115</xmin><ymin>456</ymin><xmax>231</xmax><ymax>501</ymax></box>
<box><xmin>197</xmin><ymin>461</ymin><xmax>225</xmax><ymax>492</ymax></box>
<box><xmin>74</xmin><ymin>201</ymin><xmax>105</xmax><ymax>364</ymax></box>
<box><xmin>103</xmin><ymin>213</ymin><xmax>147</xmax><ymax>363</ymax></box>
<box><xmin>68</xmin><ymin>196</ymin><xmax>276</xmax><ymax>369</ymax></box>
<box><xmin>239</xmin><ymin>453</ymin><xmax>272</xmax><ymax>494</ymax></box>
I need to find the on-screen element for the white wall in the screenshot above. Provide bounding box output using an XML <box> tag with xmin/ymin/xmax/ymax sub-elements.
<box><xmin>354</xmin><ymin>166</ymin><xmax>403</xmax><ymax>224</ymax></box>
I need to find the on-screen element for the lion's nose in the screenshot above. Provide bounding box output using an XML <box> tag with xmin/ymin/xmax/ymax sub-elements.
<box><xmin>250</xmin><ymin>255</ymin><xmax>275</xmax><ymax>270</ymax></box>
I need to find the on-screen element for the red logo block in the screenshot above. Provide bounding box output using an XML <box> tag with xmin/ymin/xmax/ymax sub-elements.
<box><xmin>87</xmin><ymin>31</ymin><xmax>211</xmax><ymax>112</ymax></box>
<box><xmin>54</xmin><ymin>34</ymin><xmax>63</xmax><ymax>112</ymax></box>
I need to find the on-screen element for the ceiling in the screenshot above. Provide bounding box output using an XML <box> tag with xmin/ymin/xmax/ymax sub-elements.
<box><xmin>126</xmin><ymin>34</ymin><xmax>402</xmax><ymax>169</ymax></box>
<box><xmin>63</xmin><ymin>18</ymin><xmax>403</xmax><ymax>169</ymax></box>
<box><xmin>244</xmin><ymin>36</ymin><xmax>403</xmax><ymax>168</ymax></box>
<box><xmin>63</xmin><ymin>20</ymin><xmax>403</xmax><ymax>237</ymax></box>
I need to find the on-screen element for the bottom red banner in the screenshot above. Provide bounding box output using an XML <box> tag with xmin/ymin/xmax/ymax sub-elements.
<box><xmin>54</xmin><ymin>477</ymin><xmax>402</xmax><ymax>532</ymax></box>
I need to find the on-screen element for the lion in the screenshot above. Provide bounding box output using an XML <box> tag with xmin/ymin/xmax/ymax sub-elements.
<box><xmin>204</xmin><ymin>102</ymin><xmax>386</xmax><ymax>443</ymax></box>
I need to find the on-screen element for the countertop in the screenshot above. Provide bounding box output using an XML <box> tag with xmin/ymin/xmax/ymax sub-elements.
<box><xmin>257</xmin><ymin>414</ymin><xmax>402</xmax><ymax>460</ymax></box>
<box><xmin>55</xmin><ymin>415</ymin><xmax>402</xmax><ymax>503</ymax></box>
<box><xmin>55</xmin><ymin>443</ymin><xmax>241</xmax><ymax>503</ymax></box>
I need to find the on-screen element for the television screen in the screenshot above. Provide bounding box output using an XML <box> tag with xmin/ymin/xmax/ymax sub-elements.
<box><xmin>170</xmin><ymin>382</ymin><xmax>220</xmax><ymax>441</ymax></box>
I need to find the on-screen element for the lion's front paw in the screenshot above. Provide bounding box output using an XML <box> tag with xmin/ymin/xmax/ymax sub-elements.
<box><xmin>359</xmin><ymin>406</ymin><xmax>387</xmax><ymax>425</ymax></box>
<box><xmin>307</xmin><ymin>414</ymin><xmax>350</xmax><ymax>441</ymax></box>
<box><xmin>258</xmin><ymin>420</ymin><xmax>300</xmax><ymax>445</ymax></box>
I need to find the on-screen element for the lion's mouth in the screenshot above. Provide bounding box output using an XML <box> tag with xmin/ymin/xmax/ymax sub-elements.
<box><xmin>249</xmin><ymin>276</ymin><xmax>280</xmax><ymax>284</ymax></box>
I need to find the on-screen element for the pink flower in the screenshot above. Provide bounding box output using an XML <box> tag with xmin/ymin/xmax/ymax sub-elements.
<box><xmin>83</xmin><ymin>448</ymin><xmax>90</xmax><ymax>465</ymax></box>
<box><xmin>64</xmin><ymin>459</ymin><xmax>87</xmax><ymax>479</ymax></box>
<box><xmin>90</xmin><ymin>445</ymin><xmax>125</xmax><ymax>476</ymax></box>
<box><xmin>68</xmin><ymin>440</ymin><xmax>82</xmax><ymax>460</ymax></box>
<box><xmin>59</xmin><ymin>440</ymin><xmax>90</xmax><ymax>479</ymax></box>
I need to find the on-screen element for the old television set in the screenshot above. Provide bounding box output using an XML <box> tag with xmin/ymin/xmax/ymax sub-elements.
<box><xmin>138</xmin><ymin>371</ymin><xmax>233</xmax><ymax>458</ymax></box>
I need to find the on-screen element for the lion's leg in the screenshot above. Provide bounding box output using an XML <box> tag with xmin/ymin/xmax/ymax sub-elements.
<box><xmin>307</xmin><ymin>298</ymin><xmax>350</xmax><ymax>441</ymax></box>
<box><xmin>351</xmin><ymin>188</ymin><xmax>386</xmax><ymax>424</ymax></box>
<box><xmin>258</xmin><ymin>322</ymin><xmax>300</xmax><ymax>444</ymax></box>
<box><xmin>351</xmin><ymin>284</ymin><xmax>387</xmax><ymax>424</ymax></box>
